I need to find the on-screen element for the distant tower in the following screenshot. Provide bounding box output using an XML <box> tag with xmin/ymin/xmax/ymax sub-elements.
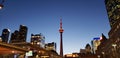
<box><xmin>1</xmin><ymin>29</ymin><xmax>10</xmax><ymax>43</ymax></box>
<box><xmin>59</xmin><ymin>19</ymin><xmax>64</xmax><ymax>57</ymax></box>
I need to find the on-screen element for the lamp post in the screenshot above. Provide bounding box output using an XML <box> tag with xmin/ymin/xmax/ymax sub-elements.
<box><xmin>112</xmin><ymin>44</ymin><xmax>117</xmax><ymax>58</ymax></box>
<box><xmin>97</xmin><ymin>55</ymin><xmax>100</xmax><ymax>58</ymax></box>
<box><xmin>0</xmin><ymin>4</ymin><xmax>3</xmax><ymax>9</ymax></box>
<box><xmin>102</xmin><ymin>52</ymin><xmax>105</xmax><ymax>58</ymax></box>
<box><xmin>0</xmin><ymin>0</ymin><xmax>5</xmax><ymax>10</ymax></box>
<box><xmin>112</xmin><ymin>44</ymin><xmax>117</xmax><ymax>49</ymax></box>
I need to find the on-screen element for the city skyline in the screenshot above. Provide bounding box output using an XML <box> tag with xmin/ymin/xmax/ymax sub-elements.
<box><xmin>0</xmin><ymin>0</ymin><xmax>110</xmax><ymax>54</ymax></box>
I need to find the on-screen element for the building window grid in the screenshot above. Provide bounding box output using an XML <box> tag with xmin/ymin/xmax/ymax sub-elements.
<box><xmin>107</xmin><ymin>0</ymin><xmax>120</xmax><ymax>27</ymax></box>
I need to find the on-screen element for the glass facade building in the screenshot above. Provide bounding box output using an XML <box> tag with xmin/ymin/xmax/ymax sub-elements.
<box><xmin>105</xmin><ymin>0</ymin><xmax>120</xmax><ymax>28</ymax></box>
<box><xmin>1</xmin><ymin>29</ymin><xmax>10</xmax><ymax>43</ymax></box>
<box><xmin>45</xmin><ymin>42</ymin><xmax>56</xmax><ymax>51</ymax></box>
<box><xmin>10</xmin><ymin>30</ymin><xmax>19</xmax><ymax>43</ymax></box>
<box><xmin>10</xmin><ymin>25</ymin><xmax>28</xmax><ymax>43</ymax></box>
<box><xmin>31</xmin><ymin>33</ymin><xmax>45</xmax><ymax>48</ymax></box>
<box><xmin>96</xmin><ymin>0</ymin><xmax>120</xmax><ymax>58</ymax></box>
<box><xmin>19</xmin><ymin>25</ymin><xmax>28</xmax><ymax>42</ymax></box>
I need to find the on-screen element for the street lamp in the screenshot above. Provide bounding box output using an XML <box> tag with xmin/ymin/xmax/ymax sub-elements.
<box><xmin>97</xmin><ymin>55</ymin><xmax>100</xmax><ymax>58</ymax></box>
<box><xmin>0</xmin><ymin>0</ymin><xmax>5</xmax><ymax>10</ymax></box>
<box><xmin>112</xmin><ymin>44</ymin><xmax>118</xmax><ymax>58</ymax></box>
<box><xmin>112</xmin><ymin>44</ymin><xmax>117</xmax><ymax>49</ymax></box>
<box><xmin>0</xmin><ymin>4</ymin><xmax>3</xmax><ymax>9</ymax></box>
<box><xmin>102</xmin><ymin>52</ymin><xmax>105</xmax><ymax>58</ymax></box>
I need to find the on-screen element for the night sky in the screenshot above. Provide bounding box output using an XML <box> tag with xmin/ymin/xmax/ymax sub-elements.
<box><xmin>0</xmin><ymin>0</ymin><xmax>110</xmax><ymax>54</ymax></box>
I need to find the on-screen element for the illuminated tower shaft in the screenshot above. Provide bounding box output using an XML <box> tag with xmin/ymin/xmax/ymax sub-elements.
<box><xmin>59</xmin><ymin>19</ymin><xmax>64</xmax><ymax>57</ymax></box>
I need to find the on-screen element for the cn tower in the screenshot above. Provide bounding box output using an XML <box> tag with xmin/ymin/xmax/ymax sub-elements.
<box><xmin>59</xmin><ymin>19</ymin><xmax>64</xmax><ymax>57</ymax></box>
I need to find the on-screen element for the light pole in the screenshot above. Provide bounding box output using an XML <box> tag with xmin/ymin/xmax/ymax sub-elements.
<box><xmin>112</xmin><ymin>44</ymin><xmax>117</xmax><ymax>49</ymax></box>
<box><xmin>97</xmin><ymin>55</ymin><xmax>100</xmax><ymax>58</ymax></box>
<box><xmin>102</xmin><ymin>52</ymin><xmax>105</xmax><ymax>58</ymax></box>
<box><xmin>112</xmin><ymin>44</ymin><xmax>117</xmax><ymax>58</ymax></box>
<box><xmin>0</xmin><ymin>0</ymin><xmax>5</xmax><ymax>10</ymax></box>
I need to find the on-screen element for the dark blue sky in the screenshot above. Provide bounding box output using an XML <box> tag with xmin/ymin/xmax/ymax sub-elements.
<box><xmin>0</xmin><ymin>0</ymin><xmax>110</xmax><ymax>54</ymax></box>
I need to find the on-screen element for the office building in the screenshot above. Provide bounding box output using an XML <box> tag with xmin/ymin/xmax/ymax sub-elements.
<box><xmin>1</xmin><ymin>29</ymin><xmax>10</xmax><ymax>43</ymax></box>
<box><xmin>31</xmin><ymin>33</ymin><xmax>45</xmax><ymax>48</ymax></box>
<box><xmin>91</xmin><ymin>37</ymin><xmax>101</xmax><ymax>54</ymax></box>
<box><xmin>19</xmin><ymin>25</ymin><xmax>28</xmax><ymax>42</ymax></box>
<box><xmin>105</xmin><ymin>0</ymin><xmax>120</xmax><ymax>56</ymax></box>
<box><xmin>45</xmin><ymin>42</ymin><xmax>56</xmax><ymax>51</ymax></box>
<box><xmin>95</xmin><ymin>0</ymin><xmax>120</xmax><ymax>58</ymax></box>
<box><xmin>96</xmin><ymin>34</ymin><xmax>108</xmax><ymax>58</ymax></box>
<box><xmin>105</xmin><ymin>0</ymin><xmax>120</xmax><ymax>28</ymax></box>
<box><xmin>10</xmin><ymin>25</ymin><xmax>28</xmax><ymax>43</ymax></box>
<box><xmin>10</xmin><ymin>30</ymin><xmax>19</xmax><ymax>43</ymax></box>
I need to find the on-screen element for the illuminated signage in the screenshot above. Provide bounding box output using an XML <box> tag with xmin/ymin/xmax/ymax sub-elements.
<box><xmin>26</xmin><ymin>51</ymin><xmax>33</xmax><ymax>56</ymax></box>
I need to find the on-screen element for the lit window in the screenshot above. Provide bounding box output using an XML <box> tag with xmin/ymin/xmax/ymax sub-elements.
<box><xmin>32</xmin><ymin>36</ymin><xmax>35</xmax><ymax>38</ymax></box>
<box><xmin>113</xmin><ymin>15</ymin><xmax>116</xmax><ymax>19</ymax></box>
<box><xmin>108</xmin><ymin>11</ymin><xmax>112</xmax><ymax>17</ymax></box>
<box><xmin>116</xmin><ymin>15</ymin><xmax>119</xmax><ymax>19</ymax></box>
<box><xmin>117</xmin><ymin>5</ymin><xmax>120</xmax><ymax>8</ymax></box>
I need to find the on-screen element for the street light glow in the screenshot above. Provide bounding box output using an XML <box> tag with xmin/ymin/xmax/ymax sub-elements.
<box><xmin>0</xmin><ymin>0</ymin><xmax>5</xmax><ymax>10</ymax></box>
<box><xmin>112</xmin><ymin>44</ymin><xmax>117</xmax><ymax>48</ymax></box>
<box><xmin>0</xmin><ymin>4</ymin><xmax>3</xmax><ymax>9</ymax></box>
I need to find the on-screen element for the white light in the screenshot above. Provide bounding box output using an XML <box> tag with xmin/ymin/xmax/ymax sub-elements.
<box><xmin>112</xmin><ymin>44</ymin><xmax>117</xmax><ymax>48</ymax></box>
<box><xmin>97</xmin><ymin>55</ymin><xmax>100</xmax><ymax>58</ymax></box>
<box><xmin>102</xmin><ymin>52</ymin><xmax>105</xmax><ymax>54</ymax></box>
<box><xmin>100</xmin><ymin>36</ymin><xmax>102</xmax><ymax>40</ymax></box>
<box><xmin>26</xmin><ymin>51</ymin><xmax>33</xmax><ymax>56</ymax></box>
<box><xmin>0</xmin><ymin>7</ymin><xmax>2</xmax><ymax>9</ymax></box>
<box><xmin>0</xmin><ymin>4</ymin><xmax>3</xmax><ymax>10</ymax></box>
<box><xmin>0</xmin><ymin>37</ymin><xmax>2</xmax><ymax>42</ymax></box>
<box><xmin>7</xmin><ymin>28</ymin><xmax>11</xmax><ymax>32</ymax></box>
<box><xmin>37</xmin><ymin>42</ymin><xmax>40</xmax><ymax>45</ymax></box>
<box><xmin>112</xmin><ymin>44</ymin><xmax>117</xmax><ymax>47</ymax></box>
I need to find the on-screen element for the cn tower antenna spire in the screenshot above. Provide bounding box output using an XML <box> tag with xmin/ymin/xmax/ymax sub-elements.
<box><xmin>60</xmin><ymin>18</ymin><xmax>62</xmax><ymax>29</ymax></box>
<box><xmin>59</xmin><ymin>18</ymin><xmax>64</xmax><ymax>57</ymax></box>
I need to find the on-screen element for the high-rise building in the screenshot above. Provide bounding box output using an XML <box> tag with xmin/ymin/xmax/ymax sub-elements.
<box><xmin>96</xmin><ymin>34</ymin><xmax>108</xmax><ymax>57</ymax></box>
<box><xmin>10</xmin><ymin>25</ymin><xmax>28</xmax><ymax>43</ymax></box>
<box><xmin>59</xmin><ymin>19</ymin><xmax>64</xmax><ymax>57</ymax></box>
<box><xmin>103</xmin><ymin>0</ymin><xmax>120</xmax><ymax>58</ymax></box>
<box><xmin>19</xmin><ymin>25</ymin><xmax>28</xmax><ymax>42</ymax></box>
<box><xmin>1</xmin><ymin>29</ymin><xmax>10</xmax><ymax>43</ymax></box>
<box><xmin>10</xmin><ymin>30</ymin><xmax>19</xmax><ymax>43</ymax></box>
<box><xmin>105</xmin><ymin>0</ymin><xmax>120</xmax><ymax>38</ymax></box>
<box><xmin>31</xmin><ymin>33</ymin><xmax>45</xmax><ymax>48</ymax></box>
<box><xmin>45</xmin><ymin>42</ymin><xmax>56</xmax><ymax>51</ymax></box>
<box><xmin>105</xmin><ymin>0</ymin><xmax>120</xmax><ymax>28</ymax></box>
<box><xmin>91</xmin><ymin>37</ymin><xmax>101</xmax><ymax>54</ymax></box>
